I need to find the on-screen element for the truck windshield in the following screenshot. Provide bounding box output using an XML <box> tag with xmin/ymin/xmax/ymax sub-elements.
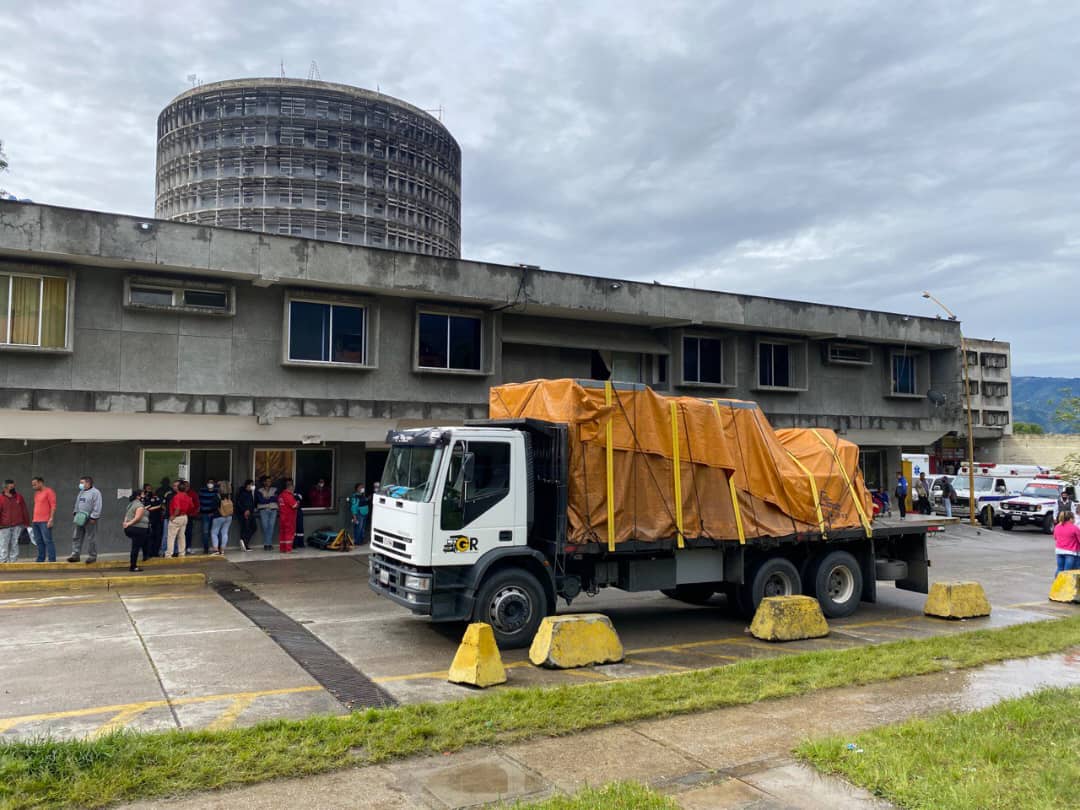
<box><xmin>1021</xmin><ymin>485</ymin><xmax>1059</xmax><ymax>498</ymax></box>
<box><xmin>964</xmin><ymin>476</ymin><xmax>994</xmax><ymax>491</ymax></box>
<box><xmin>381</xmin><ymin>446</ymin><xmax>444</xmax><ymax>502</ymax></box>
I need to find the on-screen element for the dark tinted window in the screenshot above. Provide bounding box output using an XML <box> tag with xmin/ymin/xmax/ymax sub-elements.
<box><xmin>289</xmin><ymin>301</ymin><xmax>365</xmax><ymax>364</ymax></box>
<box><xmin>183</xmin><ymin>289</ymin><xmax>229</xmax><ymax>309</ymax></box>
<box><xmin>418</xmin><ymin>313</ymin><xmax>481</xmax><ymax>370</ymax></box>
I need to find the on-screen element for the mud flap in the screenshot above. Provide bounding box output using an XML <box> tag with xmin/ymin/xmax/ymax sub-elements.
<box><xmin>859</xmin><ymin>541</ymin><xmax>877</xmax><ymax>603</ymax></box>
<box><xmin>895</xmin><ymin>532</ymin><xmax>929</xmax><ymax>594</ymax></box>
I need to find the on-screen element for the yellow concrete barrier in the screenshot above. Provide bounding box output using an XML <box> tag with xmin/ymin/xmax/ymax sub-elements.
<box><xmin>923</xmin><ymin>581</ymin><xmax>991</xmax><ymax>619</ymax></box>
<box><xmin>749</xmin><ymin>595</ymin><xmax>829</xmax><ymax>642</ymax></box>
<box><xmin>0</xmin><ymin>573</ymin><xmax>207</xmax><ymax>594</ymax></box>
<box><xmin>528</xmin><ymin>613</ymin><xmax>624</xmax><ymax>669</ymax></box>
<box><xmin>448</xmin><ymin>623</ymin><xmax>507</xmax><ymax>688</ymax></box>
<box><xmin>1049</xmin><ymin>571</ymin><xmax>1080</xmax><ymax>604</ymax></box>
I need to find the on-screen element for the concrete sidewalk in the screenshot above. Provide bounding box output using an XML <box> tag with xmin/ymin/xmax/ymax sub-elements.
<box><xmin>123</xmin><ymin>648</ymin><xmax>1080</xmax><ymax>810</ymax></box>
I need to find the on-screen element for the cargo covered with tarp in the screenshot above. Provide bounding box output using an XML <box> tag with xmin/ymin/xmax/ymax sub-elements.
<box><xmin>488</xmin><ymin>379</ymin><xmax>874</xmax><ymax>548</ymax></box>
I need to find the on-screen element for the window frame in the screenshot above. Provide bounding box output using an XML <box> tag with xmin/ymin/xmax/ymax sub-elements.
<box><xmin>824</xmin><ymin>341</ymin><xmax>873</xmax><ymax>366</ymax></box>
<box><xmin>123</xmin><ymin>276</ymin><xmax>236</xmax><ymax>317</ymax></box>
<box><xmin>754</xmin><ymin>338</ymin><xmax>808</xmax><ymax>392</ymax></box>
<box><xmin>139</xmin><ymin>447</ymin><xmax>233</xmax><ymax>491</ymax></box>
<box><xmin>679</xmin><ymin>333</ymin><xmax>733</xmax><ymax>388</ymax></box>
<box><xmin>252</xmin><ymin>446</ymin><xmax>337</xmax><ymax>512</ymax></box>
<box><xmin>282</xmin><ymin>291</ymin><xmax>378</xmax><ymax>371</ymax></box>
<box><xmin>0</xmin><ymin>267</ymin><xmax>74</xmax><ymax>353</ymax></box>
<box><xmin>888</xmin><ymin>350</ymin><xmax>922</xmax><ymax>398</ymax></box>
<box><xmin>413</xmin><ymin>306</ymin><xmax>489</xmax><ymax>376</ymax></box>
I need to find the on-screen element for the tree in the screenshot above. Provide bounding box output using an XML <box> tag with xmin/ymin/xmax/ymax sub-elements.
<box><xmin>1052</xmin><ymin>388</ymin><xmax>1080</xmax><ymax>433</ymax></box>
<box><xmin>1058</xmin><ymin>453</ymin><xmax>1080</xmax><ymax>485</ymax></box>
<box><xmin>1013</xmin><ymin>421</ymin><xmax>1045</xmax><ymax>435</ymax></box>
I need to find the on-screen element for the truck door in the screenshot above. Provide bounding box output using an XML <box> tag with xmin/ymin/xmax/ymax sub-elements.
<box><xmin>433</xmin><ymin>438</ymin><xmax>517</xmax><ymax>565</ymax></box>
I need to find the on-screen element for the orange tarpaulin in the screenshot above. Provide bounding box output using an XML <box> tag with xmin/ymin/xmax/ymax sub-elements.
<box><xmin>489</xmin><ymin>379</ymin><xmax>874</xmax><ymax>546</ymax></box>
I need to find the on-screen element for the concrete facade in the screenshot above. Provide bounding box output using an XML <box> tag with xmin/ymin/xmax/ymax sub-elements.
<box><xmin>0</xmin><ymin>201</ymin><xmax>964</xmax><ymax>550</ymax></box>
<box><xmin>963</xmin><ymin>337</ymin><xmax>1013</xmax><ymax>436</ymax></box>
<box><xmin>156</xmin><ymin>79</ymin><xmax>461</xmax><ymax>257</ymax></box>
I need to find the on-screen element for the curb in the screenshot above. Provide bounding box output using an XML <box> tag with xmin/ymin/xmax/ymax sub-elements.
<box><xmin>0</xmin><ymin>573</ymin><xmax>207</xmax><ymax>593</ymax></box>
<box><xmin>0</xmin><ymin>556</ymin><xmax>226</xmax><ymax>573</ymax></box>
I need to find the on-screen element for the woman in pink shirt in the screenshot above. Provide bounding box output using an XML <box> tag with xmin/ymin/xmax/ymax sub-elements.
<box><xmin>1053</xmin><ymin>510</ymin><xmax>1080</xmax><ymax>576</ymax></box>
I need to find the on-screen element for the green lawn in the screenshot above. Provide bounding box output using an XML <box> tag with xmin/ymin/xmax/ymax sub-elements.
<box><xmin>3</xmin><ymin>615</ymin><xmax>1080</xmax><ymax>809</ymax></box>
<box><xmin>507</xmin><ymin>782</ymin><xmax>678</xmax><ymax>809</ymax></box>
<box><xmin>799</xmin><ymin>686</ymin><xmax>1080</xmax><ymax>810</ymax></box>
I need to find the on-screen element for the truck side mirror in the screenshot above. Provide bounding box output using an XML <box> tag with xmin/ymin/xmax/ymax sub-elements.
<box><xmin>462</xmin><ymin>453</ymin><xmax>476</xmax><ymax>485</ymax></box>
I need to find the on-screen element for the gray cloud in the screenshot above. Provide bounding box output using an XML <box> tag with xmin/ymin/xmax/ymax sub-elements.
<box><xmin>2</xmin><ymin>1</ymin><xmax>1077</xmax><ymax>373</ymax></box>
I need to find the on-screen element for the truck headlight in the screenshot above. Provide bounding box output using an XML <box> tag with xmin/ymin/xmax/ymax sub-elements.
<box><xmin>404</xmin><ymin>574</ymin><xmax>431</xmax><ymax>591</ymax></box>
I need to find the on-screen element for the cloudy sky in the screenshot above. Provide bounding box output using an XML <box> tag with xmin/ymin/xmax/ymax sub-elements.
<box><xmin>1</xmin><ymin>1</ymin><xmax>1077</xmax><ymax>375</ymax></box>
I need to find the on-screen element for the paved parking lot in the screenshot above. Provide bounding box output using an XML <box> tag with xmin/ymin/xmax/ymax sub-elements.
<box><xmin>1</xmin><ymin>521</ymin><xmax>1073</xmax><ymax>740</ymax></box>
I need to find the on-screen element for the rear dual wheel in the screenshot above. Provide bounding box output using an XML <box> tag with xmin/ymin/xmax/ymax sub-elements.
<box><xmin>735</xmin><ymin>557</ymin><xmax>801</xmax><ymax>619</ymax></box>
<box><xmin>807</xmin><ymin>550</ymin><xmax>863</xmax><ymax>619</ymax></box>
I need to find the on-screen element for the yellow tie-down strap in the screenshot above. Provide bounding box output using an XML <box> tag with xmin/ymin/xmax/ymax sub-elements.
<box><xmin>713</xmin><ymin>400</ymin><xmax>746</xmax><ymax>544</ymax></box>
<box><xmin>810</xmin><ymin>429</ymin><xmax>872</xmax><ymax>537</ymax></box>
<box><xmin>669</xmin><ymin>401</ymin><xmax>686</xmax><ymax>549</ymax></box>
<box><xmin>786</xmin><ymin>451</ymin><xmax>827</xmax><ymax>539</ymax></box>
<box><xmin>604</xmin><ymin>381</ymin><xmax>617</xmax><ymax>552</ymax></box>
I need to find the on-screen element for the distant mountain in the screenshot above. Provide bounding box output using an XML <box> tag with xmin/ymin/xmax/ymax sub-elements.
<box><xmin>1012</xmin><ymin>377</ymin><xmax>1079</xmax><ymax>433</ymax></box>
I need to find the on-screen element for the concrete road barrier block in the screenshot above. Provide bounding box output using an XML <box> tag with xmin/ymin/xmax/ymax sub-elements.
<box><xmin>448</xmin><ymin>623</ymin><xmax>507</xmax><ymax>688</ymax></box>
<box><xmin>529</xmin><ymin>613</ymin><xmax>624</xmax><ymax>669</ymax></box>
<box><xmin>749</xmin><ymin>595</ymin><xmax>829</xmax><ymax>642</ymax></box>
<box><xmin>1049</xmin><ymin>571</ymin><xmax>1080</xmax><ymax>603</ymax></box>
<box><xmin>923</xmin><ymin>581</ymin><xmax>991</xmax><ymax>619</ymax></box>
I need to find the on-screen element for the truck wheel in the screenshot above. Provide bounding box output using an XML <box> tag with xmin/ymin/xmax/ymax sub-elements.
<box><xmin>980</xmin><ymin>506</ymin><xmax>994</xmax><ymax>528</ymax></box>
<box><xmin>1001</xmin><ymin>516</ymin><xmax>1013</xmax><ymax>531</ymax></box>
<box><xmin>810</xmin><ymin>551</ymin><xmax>863</xmax><ymax>619</ymax></box>
<box><xmin>473</xmin><ymin>568</ymin><xmax>546</xmax><ymax>649</ymax></box>
<box><xmin>1042</xmin><ymin>513</ymin><xmax>1055</xmax><ymax>534</ymax></box>
<box><xmin>661</xmin><ymin>584</ymin><xmax>716</xmax><ymax>605</ymax></box>
<box><xmin>737</xmin><ymin>557</ymin><xmax>801</xmax><ymax>619</ymax></box>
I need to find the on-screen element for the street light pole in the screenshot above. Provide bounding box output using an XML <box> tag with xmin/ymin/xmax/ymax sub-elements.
<box><xmin>922</xmin><ymin>291</ymin><xmax>978</xmax><ymax>526</ymax></box>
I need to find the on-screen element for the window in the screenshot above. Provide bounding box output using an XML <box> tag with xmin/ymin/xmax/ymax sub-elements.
<box><xmin>279</xmin><ymin>157</ymin><xmax>303</xmax><ymax>176</ymax></box>
<box><xmin>0</xmin><ymin>272</ymin><xmax>69</xmax><ymax>348</ymax></box>
<box><xmin>340</xmin><ymin>196</ymin><xmax>351</xmax><ymax>211</ymax></box>
<box><xmin>140</xmin><ymin>448</ymin><xmax>232</xmax><ymax>492</ymax></box>
<box><xmin>280</xmin><ymin>126</ymin><xmax>305</xmax><ymax>146</ymax></box>
<box><xmin>315</xmin><ymin>225</ymin><xmax>327</xmax><ymax>238</ymax></box>
<box><xmin>315</xmin><ymin>130</ymin><xmax>328</xmax><ymax>148</ymax></box>
<box><xmin>280</xmin><ymin>96</ymin><xmax>305</xmax><ymax>116</ymax></box>
<box><xmin>759</xmin><ymin>342</ymin><xmax>791</xmax><ymax>388</ymax></box>
<box><xmin>315</xmin><ymin>191</ymin><xmax>328</xmax><ymax>208</ymax></box>
<box><xmin>682</xmin><ymin>336</ymin><xmax>725</xmax><ymax>385</ymax></box>
<box><xmin>826</xmin><ymin>342</ymin><xmax>872</xmax><ymax>365</ymax></box>
<box><xmin>441</xmin><ymin>441</ymin><xmax>512</xmax><ymax>530</ymax></box>
<box><xmin>125</xmin><ymin>278</ymin><xmax>233</xmax><ymax>315</ymax></box>
<box><xmin>340</xmin><ymin>164</ymin><xmax>352</xmax><ymax>181</ymax></box>
<box><xmin>253</xmin><ymin>448</ymin><xmax>335</xmax><ymax>510</ymax></box>
<box><xmin>983</xmin><ymin>410</ymin><xmax>1010</xmax><ymax>427</ymax></box>
<box><xmin>279</xmin><ymin>190</ymin><xmax>303</xmax><ymax>204</ymax></box>
<box><xmin>417</xmin><ymin>312</ymin><xmax>482</xmax><ymax>371</ymax></box>
<box><xmin>981</xmin><ymin>352</ymin><xmax>1008</xmax><ymax>369</ymax></box>
<box><xmin>339</xmin><ymin>228</ymin><xmax>350</xmax><ymax>241</ymax></box>
<box><xmin>287</xmin><ymin>299</ymin><xmax>368</xmax><ymax>365</ymax></box>
<box><xmin>277</xmin><ymin>223</ymin><xmax>302</xmax><ymax>236</ymax></box>
<box><xmin>964</xmin><ymin>349</ymin><xmax>978</xmax><ymax>367</ymax></box>
<box><xmin>340</xmin><ymin>104</ymin><xmax>352</xmax><ymax>121</ymax></box>
<box><xmin>314</xmin><ymin>160</ymin><xmax>328</xmax><ymax>179</ymax></box>
<box><xmin>982</xmin><ymin>381</ymin><xmax>1009</xmax><ymax>398</ymax></box>
<box><xmin>315</xmin><ymin>99</ymin><xmax>329</xmax><ymax>119</ymax></box>
<box><xmin>891</xmin><ymin>353</ymin><xmax>918</xmax><ymax>396</ymax></box>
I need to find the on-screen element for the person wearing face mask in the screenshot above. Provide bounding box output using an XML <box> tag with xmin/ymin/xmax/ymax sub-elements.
<box><xmin>197</xmin><ymin>478</ymin><xmax>221</xmax><ymax>555</ymax></box>
<box><xmin>307</xmin><ymin>477</ymin><xmax>332</xmax><ymax>509</ymax></box>
<box><xmin>235</xmin><ymin>480</ymin><xmax>257</xmax><ymax>551</ymax></box>
<box><xmin>348</xmin><ymin>483</ymin><xmax>369</xmax><ymax>545</ymax></box>
<box><xmin>0</xmin><ymin>479</ymin><xmax>31</xmax><ymax>564</ymax></box>
<box><xmin>68</xmin><ymin>475</ymin><xmax>103</xmax><ymax>563</ymax></box>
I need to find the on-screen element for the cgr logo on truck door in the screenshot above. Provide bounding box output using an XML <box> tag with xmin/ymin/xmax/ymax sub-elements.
<box><xmin>443</xmin><ymin>535</ymin><xmax>479</xmax><ymax>554</ymax></box>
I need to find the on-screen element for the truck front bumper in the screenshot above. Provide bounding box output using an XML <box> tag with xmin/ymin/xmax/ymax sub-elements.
<box><xmin>367</xmin><ymin>553</ymin><xmax>474</xmax><ymax>622</ymax></box>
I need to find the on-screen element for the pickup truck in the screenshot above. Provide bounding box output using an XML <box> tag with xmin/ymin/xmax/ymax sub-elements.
<box><xmin>934</xmin><ymin>475</ymin><xmax>1015</xmax><ymax>526</ymax></box>
<box><xmin>368</xmin><ymin>380</ymin><xmax>933</xmax><ymax>647</ymax></box>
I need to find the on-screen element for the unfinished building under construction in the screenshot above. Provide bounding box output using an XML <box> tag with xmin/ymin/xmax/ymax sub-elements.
<box><xmin>155</xmin><ymin>78</ymin><xmax>461</xmax><ymax>257</ymax></box>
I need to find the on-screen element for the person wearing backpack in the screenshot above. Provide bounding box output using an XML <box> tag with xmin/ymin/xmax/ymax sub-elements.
<box><xmin>349</xmin><ymin>483</ymin><xmax>370</xmax><ymax>545</ymax></box>
<box><xmin>894</xmin><ymin>471</ymin><xmax>908</xmax><ymax>520</ymax></box>
<box><xmin>211</xmin><ymin>492</ymin><xmax>234</xmax><ymax>555</ymax></box>
<box><xmin>940</xmin><ymin>476</ymin><xmax>955</xmax><ymax>519</ymax></box>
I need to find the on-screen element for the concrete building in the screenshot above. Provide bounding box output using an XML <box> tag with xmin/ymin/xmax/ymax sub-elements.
<box><xmin>0</xmin><ymin>201</ymin><xmax>963</xmax><ymax>552</ymax></box>
<box><xmin>156</xmin><ymin>79</ymin><xmax>461</xmax><ymax>257</ymax></box>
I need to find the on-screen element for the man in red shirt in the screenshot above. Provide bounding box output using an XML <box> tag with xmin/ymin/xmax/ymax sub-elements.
<box><xmin>30</xmin><ymin>476</ymin><xmax>57</xmax><ymax>562</ymax></box>
<box><xmin>166</xmin><ymin>481</ymin><xmax>196</xmax><ymax>557</ymax></box>
<box><xmin>0</xmin><ymin>479</ymin><xmax>31</xmax><ymax>563</ymax></box>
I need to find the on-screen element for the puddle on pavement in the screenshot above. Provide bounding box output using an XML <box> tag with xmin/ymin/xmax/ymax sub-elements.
<box><xmin>418</xmin><ymin>754</ymin><xmax>547</xmax><ymax>807</ymax></box>
<box><xmin>955</xmin><ymin>647</ymin><xmax>1080</xmax><ymax>712</ymax></box>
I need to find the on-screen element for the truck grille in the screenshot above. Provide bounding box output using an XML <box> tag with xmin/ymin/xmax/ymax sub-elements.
<box><xmin>372</xmin><ymin>528</ymin><xmax>413</xmax><ymax>560</ymax></box>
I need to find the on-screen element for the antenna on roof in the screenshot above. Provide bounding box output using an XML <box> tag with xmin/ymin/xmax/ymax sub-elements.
<box><xmin>307</xmin><ymin>60</ymin><xmax>321</xmax><ymax>81</ymax></box>
<box><xmin>186</xmin><ymin>73</ymin><xmax>199</xmax><ymax>88</ymax></box>
<box><xmin>423</xmin><ymin>105</ymin><xmax>444</xmax><ymax>121</ymax></box>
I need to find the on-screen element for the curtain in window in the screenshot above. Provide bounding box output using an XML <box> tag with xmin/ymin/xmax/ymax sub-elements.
<box><xmin>0</xmin><ymin>275</ymin><xmax>8</xmax><ymax>343</ymax></box>
<box><xmin>40</xmin><ymin>277</ymin><xmax>67</xmax><ymax>348</ymax></box>
<box><xmin>9</xmin><ymin>276</ymin><xmax>41</xmax><ymax>345</ymax></box>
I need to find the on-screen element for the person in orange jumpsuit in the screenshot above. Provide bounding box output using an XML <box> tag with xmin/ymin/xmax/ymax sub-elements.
<box><xmin>277</xmin><ymin>478</ymin><xmax>299</xmax><ymax>553</ymax></box>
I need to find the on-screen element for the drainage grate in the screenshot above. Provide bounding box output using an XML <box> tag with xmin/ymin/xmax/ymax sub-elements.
<box><xmin>212</xmin><ymin>580</ymin><xmax>397</xmax><ymax>710</ymax></box>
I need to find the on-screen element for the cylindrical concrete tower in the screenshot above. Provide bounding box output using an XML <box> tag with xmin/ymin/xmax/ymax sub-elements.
<box><xmin>155</xmin><ymin>79</ymin><xmax>461</xmax><ymax>257</ymax></box>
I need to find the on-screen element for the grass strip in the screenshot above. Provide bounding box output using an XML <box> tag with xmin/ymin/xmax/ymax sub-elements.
<box><xmin>798</xmin><ymin>685</ymin><xmax>1080</xmax><ymax>810</ymax></box>
<box><xmin>505</xmin><ymin>781</ymin><xmax>679</xmax><ymax>809</ymax></box>
<box><xmin>3</xmin><ymin>615</ymin><xmax>1080</xmax><ymax>809</ymax></box>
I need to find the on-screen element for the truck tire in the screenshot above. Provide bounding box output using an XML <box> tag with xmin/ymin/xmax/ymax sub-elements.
<box><xmin>980</xmin><ymin>506</ymin><xmax>994</xmax><ymax>528</ymax></box>
<box><xmin>661</xmin><ymin>584</ymin><xmax>716</xmax><ymax>605</ymax></box>
<box><xmin>1042</xmin><ymin>513</ymin><xmax>1054</xmax><ymax>534</ymax></box>
<box><xmin>473</xmin><ymin>568</ymin><xmax>547</xmax><ymax>649</ymax></box>
<box><xmin>810</xmin><ymin>551</ymin><xmax>863</xmax><ymax>619</ymax></box>
<box><xmin>1001</xmin><ymin>516</ymin><xmax>1013</xmax><ymax>531</ymax></box>
<box><xmin>736</xmin><ymin>557</ymin><xmax>801</xmax><ymax>619</ymax></box>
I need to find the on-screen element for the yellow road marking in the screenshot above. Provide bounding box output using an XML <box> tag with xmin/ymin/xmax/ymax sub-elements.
<box><xmin>94</xmin><ymin>705</ymin><xmax>152</xmax><ymax>737</ymax></box>
<box><xmin>561</xmin><ymin>668</ymin><xmax>612</xmax><ymax>680</ymax></box>
<box><xmin>206</xmin><ymin>695</ymin><xmax>258</xmax><ymax>731</ymax></box>
<box><xmin>625</xmin><ymin>657</ymin><xmax>691</xmax><ymax>671</ymax></box>
<box><xmin>0</xmin><ymin>592</ymin><xmax>210</xmax><ymax>610</ymax></box>
<box><xmin>0</xmin><ymin>686</ymin><xmax>323</xmax><ymax>735</ymax></box>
